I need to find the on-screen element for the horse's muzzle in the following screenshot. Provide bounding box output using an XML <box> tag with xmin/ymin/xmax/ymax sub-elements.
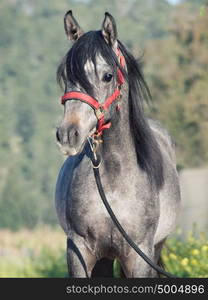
<box><xmin>56</xmin><ymin>124</ymin><xmax>81</xmax><ymax>156</ymax></box>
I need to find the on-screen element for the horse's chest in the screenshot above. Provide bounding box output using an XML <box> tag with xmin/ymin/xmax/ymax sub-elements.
<box><xmin>70</xmin><ymin>177</ymin><xmax>151</xmax><ymax>238</ymax></box>
<box><xmin>65</xmin><ymin>162</ymin><xmax>159</xmax><ymax>258</ymax></box>
<box><xmin>70</xmin><ymin>187</ymin><xmax>142</xmax><ymax>256</ymax></box>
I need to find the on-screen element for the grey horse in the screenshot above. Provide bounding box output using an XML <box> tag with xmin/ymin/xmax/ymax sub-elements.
<box><xmin>55</xmin><ymin>11</ymin><xmax>181</xmax><ymax>277</ymax></box>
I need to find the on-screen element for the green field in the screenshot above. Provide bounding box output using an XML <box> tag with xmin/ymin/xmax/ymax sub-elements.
<box><xmin>0</xmin><ymin>227</ymin><xmax>207</xmax><ymax>278</ymax></box>
<box><xmin>0</xmin><ymin>227</ymin><xmax>67</xmax><ymax>277</ymax></box>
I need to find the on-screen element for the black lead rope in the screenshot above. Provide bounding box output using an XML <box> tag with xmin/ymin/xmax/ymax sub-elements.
<box><xmin>90</xmin><ymin>148</ymin><xmax>177</xmax><ymax>278</ymax></box>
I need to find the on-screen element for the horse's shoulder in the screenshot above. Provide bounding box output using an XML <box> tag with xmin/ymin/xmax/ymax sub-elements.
<box><xmin>55</xmin><ymin>154</ymin><xmax>84</xmax><ymax>196</ymax></box>
<box><xmin>57</xmin><ymin>156</ymin><xmax>75</xmax><ymax>179</ymax></box>
<box><xmin>55</xmin><ymin>154</ymin><xmax>85</xmax><ymax>232</ymax></box>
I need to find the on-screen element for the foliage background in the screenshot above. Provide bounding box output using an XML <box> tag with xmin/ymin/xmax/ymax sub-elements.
<box><xmin>0</xmin><ymin>0</ymin><xmax>207</xmax><ymax>277</ymax></box>
<box><xmin>0</xmin><ymin>227</ymin><xmax>207</xmax><ymax>278</ymax></box>
<box><xmin>1</xmin><ymin>0</ymin><xmax>207</xmax><ymax>230</ymax></box>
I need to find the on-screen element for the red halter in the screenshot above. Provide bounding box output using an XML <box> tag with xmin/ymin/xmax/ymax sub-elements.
<box><xmin>61</xmin><ymin>48</ymin><xmax>125</xmax><ymax>136</ymax></box>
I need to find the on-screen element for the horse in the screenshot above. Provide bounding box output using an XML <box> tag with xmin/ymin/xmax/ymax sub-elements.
<box><xmin>55</xmin><ymin>10</ymin><xmax>181</xmax><ymax>278</ymax></box>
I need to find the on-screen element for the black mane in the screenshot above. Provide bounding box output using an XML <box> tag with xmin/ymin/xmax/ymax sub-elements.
<box><xmin>118</xmin><ymin>41</ymin><xmax>164</xmax><ymax>189</ymax></box>
<box><xmin>57</xmin><ymin>31</ymin><xmax>164</xmax><ymax>189</ymax></box>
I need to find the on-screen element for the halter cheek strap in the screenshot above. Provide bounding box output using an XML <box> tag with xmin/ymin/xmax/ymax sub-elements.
<box><xmin>61</xmin><ymin>88</ymin><xmax>121</xmax><ymax>134</ymax></box>
<box><xmin>61</xmin><ymin>48</ymin><xmax>125</xmax><ymax>136</ymax></box>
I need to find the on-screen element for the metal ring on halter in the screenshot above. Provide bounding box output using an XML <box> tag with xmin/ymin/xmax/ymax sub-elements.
<box><xmin>87</xmin><ymin>137</ymin><xmax>102</xmax><ymax>168</ymax></box>
<box><xmin>87</xmin><ymin>137</ymin><xmax>102</xmax><ymax>154</ymax></box>
<box><xmin>92</xmin><ymin>140</ymin><xmax>100</xmax><ymax>154</ymax></box>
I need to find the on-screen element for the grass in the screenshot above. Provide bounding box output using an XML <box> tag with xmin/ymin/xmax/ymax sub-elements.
<box><xmin>162</xmin><ymin>229</ymin><xmax>208</xmax><ymax>278</ymax></box>
<box><xmin>0</xmin><ymin>226</ymin><xmax>67</xmax><ymax>277</ymax></box>
<box><xmin>0</xmin><ymin>226</ymin><xmax>207</xmax><ymax>277</ymax></box>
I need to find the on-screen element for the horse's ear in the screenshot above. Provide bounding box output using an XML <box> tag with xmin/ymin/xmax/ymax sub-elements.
<box><xmin>101</xmin><ymin>12</ymin><xmax>118</xmax><ymax>48</ymax></box>
<box><xmin>64</xmin><ymin>10</ymin><xmax>84</xmax><ymax>41</ymax></box>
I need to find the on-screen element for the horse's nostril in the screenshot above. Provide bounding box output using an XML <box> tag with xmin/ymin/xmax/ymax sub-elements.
<box><xmin>56</xmin><ymin>129</ymin><xmax>61</xmax><ymax>143</ymax></box>
<box><xmin>67</xmin><ymin>126</ymin><xmax>80</xmax><ymax>146</ymax></box>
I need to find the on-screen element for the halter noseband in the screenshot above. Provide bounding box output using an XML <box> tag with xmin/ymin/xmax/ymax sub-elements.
<box><xmin>61</xmin><ymin>48</ymin><xmax>125</xmax><ymax>136</ymax></box>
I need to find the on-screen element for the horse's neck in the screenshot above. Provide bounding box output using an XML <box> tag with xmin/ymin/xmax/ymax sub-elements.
<box><xmin>101</xmin><ymin>92</ymin><xmax>137</xmax><ymax>169</ymax></box>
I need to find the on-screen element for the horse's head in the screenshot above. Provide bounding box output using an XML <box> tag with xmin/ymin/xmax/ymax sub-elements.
<box><xmin>56</xmin><ymin>11</ymin><xmax>125</xmax><ymax>156</ymax></box>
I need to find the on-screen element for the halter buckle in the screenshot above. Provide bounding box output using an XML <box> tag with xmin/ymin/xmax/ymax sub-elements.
<box><xmin>95</xmin><ymin>107</ymin><xmax>104</xmax><ymax>119</ymax></box>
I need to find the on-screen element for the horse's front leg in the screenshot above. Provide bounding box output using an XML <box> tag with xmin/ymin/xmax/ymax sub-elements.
<box><xmin>121</xmin><ymin>241</ymin><xmax>157</xmax><ymax>278</ymax></box>
<box><xmin>67</xmin><ymin>233</ymin><xmax>96</xmax><ymax>278</ymax></box>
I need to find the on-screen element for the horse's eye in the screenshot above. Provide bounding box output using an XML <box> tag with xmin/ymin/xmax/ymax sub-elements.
<box><xmin>103</xmin><ymin>73</ymin><xmax>113</xmax><ymax>82</ymax></box>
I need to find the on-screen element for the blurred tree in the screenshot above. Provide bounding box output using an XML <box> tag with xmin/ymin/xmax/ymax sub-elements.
<box><xmin>144</xmin><ymin>3</ymin><xmax>208</xmax><ymax>167</ymax></box>
<box><xmin>0</xmin><ymin>0</ymin><xmax>207</xmax><ymax>229</ymax></box>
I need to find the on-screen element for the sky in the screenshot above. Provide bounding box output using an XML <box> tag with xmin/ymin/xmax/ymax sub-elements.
<box><xmin>167</xmin><ymin>0</ymin><xmax>181</xmax><ymax>4</ymax></box>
